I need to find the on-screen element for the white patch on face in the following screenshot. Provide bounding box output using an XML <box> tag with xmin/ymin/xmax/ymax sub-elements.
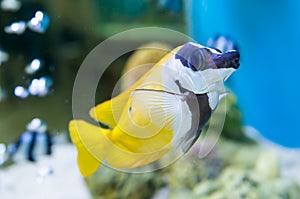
<box><xmin>180</xmin><ymin>67</ymin><xmax>235</xmax><ymax>94</ymax></box>
<box><xmin>162</xmin><ymin>57</ymin><xmax>206</xmax><ymax>93</ymax></box>
<box><xmin>207</xmin><ymin>67</ymin><xmax>235</xmax><ymax>80</ymax></box>
<box><xmin>161</xmin><ymin>57</ymin><xmax>192</xmax><ymax>94</ymax></box>
<box><xmin>162</xmin><ymin>55</ymin><xmax>236</xmax><ymax>95</ymax></box>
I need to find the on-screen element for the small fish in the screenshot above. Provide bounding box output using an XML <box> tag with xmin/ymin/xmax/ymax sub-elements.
<box><xmin>1</xmin><ymin>0</ymin><xmax>21</xmax><ymax>12</ymax></box>
<box><xmin>69</xmin><ymin>42</ymin><xmax>240</xmax><ymax>177</ymax></box>
<box><xmin>27</xmin><ymin>11</ymin><xmax>50</xmax><ymax>34</ymax></box>
<box><xmin>4</xmin><ymin>21</ymin><xmax>26</xmax><ymax>35</ymax></box>
<box><xmin>0</xmin><ymin>49</ymin><xmax>9</xmax><ymax>65</ymax></box>
<box><xmin>207</xmin><ymin>35</ymin><xmax>238</xmax><ymax>53</ymax></box>
<box><xmin>8</xmin><ymin>118</ymin><xmax>52</xmax><ymax>162</ymax></box>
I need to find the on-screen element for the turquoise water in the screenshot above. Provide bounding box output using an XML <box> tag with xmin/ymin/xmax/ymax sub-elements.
<box><xmin>187</xmin><ymin>0</ymin><xmax>300</xmax><ymax>147</ymax></box>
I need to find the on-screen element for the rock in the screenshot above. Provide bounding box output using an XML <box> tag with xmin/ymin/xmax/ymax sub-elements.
<box><xmin>214</xmin><ymin>92</ymin><xmax>253</xmax><ymax>142</ymax></box>
<box><xmin>86</xmin><ymin>165</ymin><xmax>166</xmax><ymax>199</ymax></box>
<box><xmin>193</xmin><ymin>167</ymin><xmax>300</xmax><ymax>199</ymax></box>
<box><xmin>168</xmin><ymin>189</ymin><xmax>197</xmax><ymax>199</ymax></box>
<box><xmin>193</xmin><ymin>180</ymin><xmax>220</xmax><ymax>196</ymax></box>
<box><xmin>258</xmin><ymin>178</ymin><xmax>300</xmax><ymax>199</ymax></box>
<box><xmin>216</xmin><ymin>138</ymin><xmax>259</xmax><ymax>168</ymax></box>
<box><xmin>86</xmin><ymin>138</ymin><xmax>300</xmax><ymax>199</ymax></box>
<box><xmin>254</xmin><ymin>150</ymin><xmax>280</xmax><ymax>179</ymax></box>
<box><xmin>232</xmin><ymin>144</ymin><xmax>261</xmax><ymax>169</ymax></box>
<box><xmin>152</xmin><ymin>187</ymin><xmax>171</xmax><ymax>199</ymax></box>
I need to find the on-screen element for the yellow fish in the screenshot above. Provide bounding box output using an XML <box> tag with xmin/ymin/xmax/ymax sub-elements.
<box><xmin>69</xmin><ymin>42</ymin><xmax>240</xmax><ymax>177</ymax></box>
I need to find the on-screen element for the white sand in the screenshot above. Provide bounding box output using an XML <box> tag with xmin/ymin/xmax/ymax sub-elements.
<box><xmin>0</xmin><ymin>144</ymin><xmax>92</xmax><ymax>199</ymax></box>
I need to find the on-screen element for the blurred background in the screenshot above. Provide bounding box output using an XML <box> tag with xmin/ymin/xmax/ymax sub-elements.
<box><xmin>1</xmin><ymin>0</ymin><xmax>300</xmax><ymax>199</ymax></box>
<box><xmin>1</xmin><ymin>0</ymin><xmax>299</xmax><ymax>147</ymax></box>
<box><xmin>0</xmin><ymin>0</ymin><xmax>185</xmax><ymax>143</ymax></box>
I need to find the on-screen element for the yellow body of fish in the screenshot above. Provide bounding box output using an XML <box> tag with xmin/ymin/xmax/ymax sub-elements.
<box><xmin>70</xmin><ymin>42</ymin><xmax>240</xmax><ymax>177</ymax></box>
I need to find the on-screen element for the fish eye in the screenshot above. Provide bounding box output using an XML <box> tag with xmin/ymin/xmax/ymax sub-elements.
<box><xmin>187</xmin><ymin>49</ymin><xmax>205</xmax><ymax>71</ymax></box>
<box><xmin>175</xmin><ymin>43</ymin><xmax>209</xmax><ymax>71</ymax></box>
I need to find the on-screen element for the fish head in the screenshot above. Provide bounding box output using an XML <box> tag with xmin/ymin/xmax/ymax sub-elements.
<box><xmin>173</xmin><ymin>42</ymin><xmax>240</xmax><ymax>94</ymax></box>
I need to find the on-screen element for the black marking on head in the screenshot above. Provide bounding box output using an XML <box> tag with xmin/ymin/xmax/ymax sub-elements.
<box><xmin>97</xmin><ymin>121</ymin><xmax>111</xmax><ymax>129</ymax></box>
<box><xmin>175</xmin><ymin>43</ymin><xmax>210</xmax><ymax>71</ymax></box>
<box><xmin>175</xmin><ymin>42</ymin><xmax>240</xmax><ymax>70</ymax></box>
<box><xmin>175</xmin><ymin>80</ymin><xmax>212</xmax><ymax>152</ymax></box>
<box><xmin>210</xmin><ymin>47</ymin><xmax>222</xmax><ymax>53</ymax></box>
<box><xmin>213</xmin><ymin>51</ymin><xmax>240</xmax><ymax>69</ymax></box>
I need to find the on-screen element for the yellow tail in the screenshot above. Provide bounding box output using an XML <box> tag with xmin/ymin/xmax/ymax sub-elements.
<box><xmin>69</xmin><ymin>120</ymin><xmax>172</xmax><ymax>177</ymax></box>
<box><xmin>69</xmin><ymin>120</ymin><xmax>109</xmax><ymax>177</ymax></box>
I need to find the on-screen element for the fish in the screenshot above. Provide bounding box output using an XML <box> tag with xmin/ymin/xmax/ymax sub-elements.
<box><xmin>69</xmin><ymin>42</ymin><xmax>240</xmax><ymax>177</ymax></box>
<box><xmin>207</xmin><ymin>35</ymin><xmax>238</xmax><ymax>53</ymax></box>
<box><xmin>8</xmin><ymin>118</ymin><xmax>52</xmax><ymax>162</ymax></box>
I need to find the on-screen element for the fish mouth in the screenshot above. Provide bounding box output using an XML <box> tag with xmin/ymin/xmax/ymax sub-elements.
<box><xmin>212</xmin><ymin>50</ymin><xmax>240</xmax><ymax>69</ymax></box>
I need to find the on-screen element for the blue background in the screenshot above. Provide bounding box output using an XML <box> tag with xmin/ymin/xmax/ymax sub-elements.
<box><xmin>186</xmin><ymin>0</ymin><xmax>300</xmax><ymax>147</ymax></box>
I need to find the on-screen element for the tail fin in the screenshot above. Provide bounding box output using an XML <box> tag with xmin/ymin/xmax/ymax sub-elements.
<box><xmin>69</xmin><ymin>120</ymin><xmax>173</xmax><ymax>174</ymax></box>
<box><xmin>69</xmin><ymin>120</ymin><xmax>110</xmax><ymax>177</ymax></box>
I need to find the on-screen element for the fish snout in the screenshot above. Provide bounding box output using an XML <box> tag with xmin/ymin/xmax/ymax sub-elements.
<box><xmin>213</xmin><ymin>50</ymin><xmax>240</xmax><ymax>69</ymax></box>
<box><xmin>226</xmin><ymin>50</ymin><xmax>240</xmax><ymax>69</ymax></box>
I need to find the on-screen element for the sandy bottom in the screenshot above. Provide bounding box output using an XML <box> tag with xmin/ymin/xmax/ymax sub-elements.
<box><xmin>0</xmin><ymin>144</ymin><xmax>92</xmax><ymax>199</ymax></box>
